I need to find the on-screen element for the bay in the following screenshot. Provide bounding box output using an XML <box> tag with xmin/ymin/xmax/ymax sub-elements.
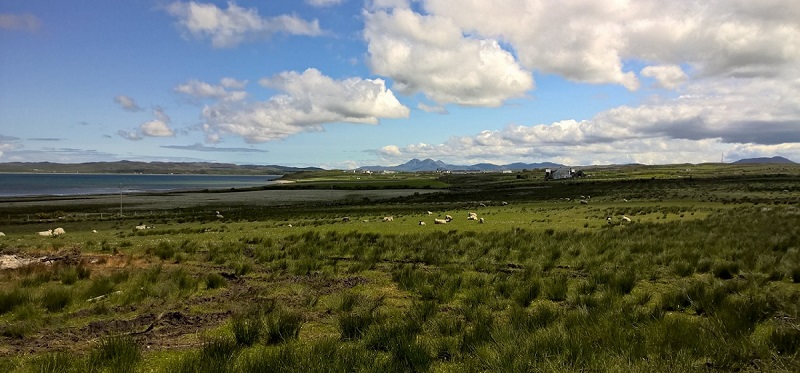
<box><xmin>0</xmin><ymin>173</ymin><xmax>281</xmax><ymax>197</ymax></box>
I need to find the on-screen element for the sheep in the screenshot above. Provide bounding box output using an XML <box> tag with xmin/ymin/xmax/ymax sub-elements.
<box><xmin>92</xmin><ymin>230</ymin><xmax>98</xmax><ymax>233</ymax></box>
<box><xmin>479</xmin><ymin>203</ymin><xmax>486</xmax><ymax>207</ymax></box>
<box><xmin>501</xmin><ymin>201</ymin><xmax>508</xmax><ymax>206</ymax></box>
<box><xmin>479</xmin><ymin>218</ymin><xmax>485</xmax><ymax>224</ymax></box>
<box><xmin>426</xmin><ymin>211</ymin><xmax>433</xmax><ymax>215</ymax></box>
<box><xmin>215</xmin><ymin>211</ymin><xmax>224</xmax><ymax>218</ymax></box>
<box><xmin>418</xmin><ymin>221</ymin><xmax>426</xmax><ymax>226</ymax></box>
<box><xmin>135</xmin><ymin>225</ymin><xmax>147</xmax><ymax>230</ymax></box>
<box><xmin>468</xmin><ymin>212</ymin><xmax>478</xmax><ymax>220</ymax></box>
<box><xmin>434</xmin><ymin>218</ymin><xmax>448</xmax><ymax>224</ymax></box>
<box><xmin>52</xmin><ymin>227</ymin><xmax>66</xmax><ymax>236</ymax></box>
<box><xmin>579</xmin><ymin>199</ymin><xmax>588</xmax><ymax>205</ymax></box>
<box><xmin>623</xmin><ymin>199</ymin><xmax>629</xmax><ymax>202</ymax></box>
<box><xmin>445</xmin><ymin>215</ymin><xmax>453</xmax><ymax>222</ymax></box>
<box><xmin>621</xmin><ymin>216</ymin><xmax>631</xmax><ymax>223</ymax></box>
<box><xmin>38</xmin><ymin>229</ymin><xmax>53</xmax><ymax>237</ymax></box>
<box><xmin>342</xmin><ymin>217</ymin><xmax>351</xmax><ymax>222</ymax></box>
<box><xmin>607</xmin><ymin>217</ymin><xmax>613</xmax><ymax>225</ymax></box>
<box><xmin>383</xmin><ymin>216</ymin><xmax>394</xmax><ymax>222</ymax></box>
<box><xmin>288</xmin><ymin>224</ymin><xmax>293</xmax><ymax>227</ymax></box>
<box><xmin>0</xmin><ymin>232</ymin><xmax>5</xmax><ymax>237</ymax></box>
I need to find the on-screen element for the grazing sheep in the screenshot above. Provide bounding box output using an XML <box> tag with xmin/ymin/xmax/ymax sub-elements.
<box><xmin>215</xmin><ymin>211</ymin><xmax>224</xmax><ymax>218</ymax></box>
<box><xmin>621</xmin><ymin>216</ymin><xmax>631</xmax><ymax>223</ymax></box>
<box><xmin>288</xmin><ymin>224</ymin><xmax>293</xmax><ymax>227</ymax></box>
<box><xmin>52</xmin><ymin>227</ymin><xmax>66</xmax><ymax>236</ymax></box>
<box><xmin>479</xmin><ymin>203</ymin><xmax>486</xmax><ymax>207</ymax></box>
<box><xmin>434</xmin><ymin>218</ymin><xmax>447</xmax><ymax>224</ymax></box>
<box><xmin>92</xmin><ymin>230</ymin><xmax>98</xmax><ymax>233</ymax></box>
<box><xmin>342</xmin><ymin>217</ymin><xmax>350</xmax><ymax>222</ymax></box>
<box><xmin>445</xmin><ymin>215</ymin><xmax>453</xmax><ymax>222</ymax></box>
<box><xmin>0</xmin><ymin>232</ymin><xmax>5</xmax><ymax>237</ymax></box>
<box><xmin>479</xmin><ymin>218</ymin><xmax>485</xmax><ymax>224</ymax></box>
<box><xmin>623</xmin><ymin>199</ymin><xmax>629</xmax><ymax>202</ymax></box>
<box><xmin>501</xmin><ymin>201</ymin><xmax>508</xmax><ymax>206</ymax></box>
<box><xmin>383</xmin><ymin>216</ymin><xmax>394</xmax><ymax>222</ymax></box>
<box><xmin>580</xmin><ymin>199</ymin><xmax>588</xmax><ymax>205</ymax></box>
<box><xmin>607</xmin><ymin>217</ymin><xmax>613</xmax><ymax>225</ymax></box>
<box><xmin>426</xmin><ymin>211</ymin><xmax>433</xmax><ymax>215</ymax></box>
<box><xmin>418</xmin><ymin>221</ymin><xmax>426</xmax><ymax>226</ymax></box>
<box><xmin>38</xmin><ymin>230</ymin><xmax>53</xmax><ymax>237</ymax></box>
<box><xmin>135</xmin><ymin>225</ymin><xmax>147</xmax><ymax>230</ymax></box>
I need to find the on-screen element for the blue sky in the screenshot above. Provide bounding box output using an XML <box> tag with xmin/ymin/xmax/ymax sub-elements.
<box><xmin>2</xmin><ymin>0</ymin><xmax>799</xmax><ymax>168</ymax></box>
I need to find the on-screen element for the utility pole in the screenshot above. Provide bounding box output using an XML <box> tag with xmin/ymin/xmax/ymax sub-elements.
<box><xmin>119</xmin><ymin>184</ymin><xmax>123</xmax><ymax>217</ymax></box>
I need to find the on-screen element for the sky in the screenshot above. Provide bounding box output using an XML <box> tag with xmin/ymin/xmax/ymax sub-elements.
<box><xmin>1</xmin><ymin>0</ymin><xmax>799</xmax><ymax>169</ymax></box>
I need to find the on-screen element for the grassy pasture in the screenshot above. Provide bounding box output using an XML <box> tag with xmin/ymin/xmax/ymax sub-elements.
<box><xmin>0</xmin><ymin>163</ymin><xmax>799</xmax><ymax>372</ymax></box>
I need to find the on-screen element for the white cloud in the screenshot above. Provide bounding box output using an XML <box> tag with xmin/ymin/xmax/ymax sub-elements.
<box><xmin>0</xmin><ymin>13</ymin><xmax>41</xmax><ymax>32</ymax></box>
<box><xmin>175</xmin><ymin>79</ymin><xmax>247</xmax><ymax>102</ymax></box>
<box><xmin>421</xmin><ymin>0</ymin><xmax>800</xmax><ymax>87</ymax></box>
<box><xmin>140</xmin><ymin>120</ymin><xmax>175</xmax><ymax>137</ymax></box>
<box><xmin>418</xmin><ymin>103</ymin><xmax>448</xmax><ymax>114</ymax></box>
<box><xmin>114</xmin><ymin>95</ymin><xmax>142</xmax><ymax>112</ymax></box>
<box><xmin>306</xmin><ymin>0</ymin><xmax>342</xmax><ymax>7</ymax></box>
<box><xmin>363</xmin><ymin>8</ymin><xmax>533</xmax><ymax>107</ymax></box>
<box><xmin>641</xmin><ymin>65</ymin><xmax>688</xmax><ymax>89</ymax></box>
<box><xmin>165</xmin><ymin>1</ymin><xmax>323</xmax><ymax>48</ymax></box>
<box><xmin>202</xmin><ymin>68</ymin><xmax>410</xmax><ymax>143</ymax></box>
<box><xmin>140</xmin><ymin>107</ymin><xmax>175</xmax><ymax>137</ymax></box>
<box><xmin>377</xmin><ymin>76</ymin><xmax>800</xmax><ymax>165</ymax></box>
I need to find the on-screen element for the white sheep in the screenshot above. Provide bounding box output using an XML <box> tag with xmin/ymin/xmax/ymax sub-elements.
<box><xmin>479</xmin><ymin>218</ymin><xmax>485</xmax><ymax>224</ymax></box>
<box><xmin>38</xmin><ymin>229</ymin><xmax>53</xmax><ymax>237</ymax></box>
<box><xmin>135</xmin><ymin>225</ymin><xmax>147</xmax><ymax>230</ymax></box>
<box><xmin>0</xmin><ymin>232</ymin><xmax>5</xmax><ymax>237</ymax></box>
<box><xmin>383</xmin><ymin>216</ymin><xmax>394</xmax><ymax>222</ymax></box>
<box><xmin>52</xmin><ymin>227</ymin><xmax>66</xmax><ymax>236</ymax></box>
<box><xmin>579</xmin><ymin>199</ymin><xmax>588</xmax><ymax>205</ymax></box>
<box><xmin>215</xmin><ymin>211</ymin><xmax>224</xmax><ymax>218</ymax></box>
<box><xmin>434</xmin><ymin>218</ymin><xmax>447</xmax><ymax>224</ymax></box>
<box><xmin>92</xmin><ymin>230</ymin><xmax>98</xmax><ymax>233</ymax></box>
<box><xmin>342</xmin><ymin>217</ymin><xmax>351</xmax><ymax>222</ymax></box>
<box><xmin>418</xmin><ymin>221</ymin><xmax>426</xmax><ymax>226</ymax></box>
<box><xmin>606</xmin><ymin>217</ymin><xmax>613</xmax><ymax>224</ymax></box>
<box><xmin>479</xmin><ymin>203</ymin><xmax>486</xmax><ymax>207</ymax></box>
<box><xmin>426</xmin><ymin>211</ymin><xmax>433</xmax><ymax>215</ymax></box>
<box><xmin>621</xmin><ymin>216</ymin><xmax>631</xmax><ymax>223</ymax></box>
<box><xmin>467</xmin><ymin>212</ymin><xmax>478</xmax><ymax>220</ymax></box>
<box><xmin>501</xmin><ymin>201</ymin><xmax>508</xmax><ymax>206</ymax></box>
<box><xmin>445</xmin><ymin>215</ymin><xmax>453</xmax><ymax>222</ymax></box>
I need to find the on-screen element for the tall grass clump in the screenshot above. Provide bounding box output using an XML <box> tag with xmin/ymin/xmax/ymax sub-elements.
<box><xmin>231</xmin><ymin>312</ymin><xmax>262</xmax><ymax>347</ymax></box>
<box><xmin>0</xmin><ymin>288</ymin><xmax>30</xmax><ymax>315</ymax></box>
<box><xmin>264</xmin><ymin>308</ymin><xmax>304</xmax><ymax>344</ymax></box>
<box><xmin>167</xmin><ymin>335</ymin><xmax>239</xmax><ymax>373</ymax></box>
<box><xmin>87</xmin><ymin>335</ymin><xmax>142</xmax><ymax>373</ymax></box>
<box><xmin>41</xmin><ymin>286</ymin><xmax>72</xmax><ymax>312</ymax></box>
<box><xmin>205</xmin><ymin>273</ymin><xmax>227</xmax><ymax>289</ymax></box>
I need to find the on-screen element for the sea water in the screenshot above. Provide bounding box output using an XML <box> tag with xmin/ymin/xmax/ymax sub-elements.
<box><xmin>0</xmin><ymin>173</ymin><xmax>281</xmax><ymax>197</ymax></box>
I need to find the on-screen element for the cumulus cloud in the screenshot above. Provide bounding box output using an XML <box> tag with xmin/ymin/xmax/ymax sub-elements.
<box><xmin>363</xmin><ymin>8</ymin><xmax>533</xmax><ymax>107</ymax></box>
<box><xmin>418</xmin><ymin>103</ymin><xmax>448</xmax><ymax>114</ymax></box>
<box><xmin>165</xmin><ymin>1</ymin><xmax>323</xmax><ymax>48</ymax></box>
<box><xmin>114</xmin><ymin>95</ymin><xmax>142</xmax><ymax>112</ymax></box>
<box><xmin>420</xmin><ymin>0</ymin><xmax>800</xmax><ymax>87</ymax></box>
<box><xmin>0</xmin><ymin>136</ymin><xmax>21</xmax><ymax>158</ymax></box>
<box><xmin>175</xmin><ymin>79</ymin><xmax>247</xmax><ymax>102</ymax></box>
<box><xmin>377</xmin><ymin>77</ymin><xmax>800</xmax><ymax>165</ymax></box>
<box><xmin>641</xmin><ymin>65</ymin><xmax>688</xmax><ymax>89</ymax></box>
<box><xmin>0</xmin><ymin>13</ymin><xmax>41</xmax><ymax>32</ymax></box>
<box><xmin>140</xmin><ymin>107</ymin><xmax>175</xmax><ymax>137</ymax></box>
<box><xmin>201</xmin><ymin>68</ymin><xmax>410</xmax><ymax>143</ymax></box>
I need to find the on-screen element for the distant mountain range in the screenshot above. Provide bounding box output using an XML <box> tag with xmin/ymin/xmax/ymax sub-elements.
<box><xmin>0</xmin><ymin>161</ymin><xmax>322</xmax><ymax>175</ymax></box>
<box><xmin>358</xmin><ymin>158</ymin><xmax>565</xmax><ymax>172</ymax></box>
<box><xmin>731</xmin><ymin>156</ymin><xmax>796</xmax><ymax>164</ymax></box>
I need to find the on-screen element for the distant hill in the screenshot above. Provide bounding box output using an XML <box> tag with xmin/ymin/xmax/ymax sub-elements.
<box><xmin>359</xmin><ymin>158</ymin><xmax>564</xmax><ymax>172</ymax></box>
<box><xmin>732</xmin><ymin>156</ymin><xmax>796</xmax><ymax>164</ymax></box>
<box><xmin>0</xmin><ymin>161</ymin><xmax>322</xmax><ymax>175</ymax></box>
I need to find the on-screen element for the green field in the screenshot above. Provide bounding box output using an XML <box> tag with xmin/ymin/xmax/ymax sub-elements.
<box><xmin>1</xmin><ymin>164</ymin><xmax>799</xmax><ymax>372</ymax></box>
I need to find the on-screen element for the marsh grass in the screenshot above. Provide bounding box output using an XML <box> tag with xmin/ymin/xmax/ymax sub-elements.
<box><xmin>87</xmin><ymin>335</ymin><xmax>142</xmax><ymax>373</ymax></box>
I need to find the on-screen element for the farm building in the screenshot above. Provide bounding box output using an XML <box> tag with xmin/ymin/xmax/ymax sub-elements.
<box><xmin>545</xmin><ymin>167</ymin><xmax>584</xmax><ymax>180</ymax></box>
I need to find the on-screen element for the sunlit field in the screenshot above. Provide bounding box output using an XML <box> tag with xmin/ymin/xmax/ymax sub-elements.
<box><xmin>1</xmin><ymin>164</ymin><xmax>799</xmax><ymax>372</ymax></box>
